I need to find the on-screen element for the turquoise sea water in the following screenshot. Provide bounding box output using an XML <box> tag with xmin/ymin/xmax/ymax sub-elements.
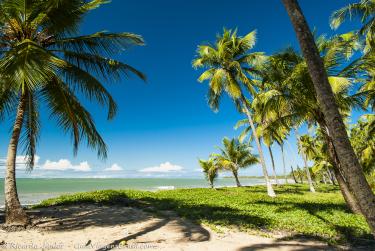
<box><xmin>0</xmin><ymin>178</ymin><xmax>266</xmax><ymax>206</ymax></box>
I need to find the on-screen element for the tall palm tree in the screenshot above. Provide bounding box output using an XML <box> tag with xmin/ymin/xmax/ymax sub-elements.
<box><xmin>235</xmin><ymin>117</ymin><xmax>289</xmax><ymax>185</ymax></box>
<box><xmin>256</xmin><ymin>41</ymin><xmax>365</xmax><ymax>210</ymax></box>
<box><xmin>255</xmin><ymin>31</ymin><xmax>366</xmax><ymax>199</ymax></box>
<box><xmin>296</xmin><ymin>132</ymin><xmax>316</xmax><ymax>193</ymax></box>
<box><xmin>198</xmin><ymin>159</ymin><xmax>219</xmax><ymax>188</ymax></box>
<box><xmin>0</xmin><ymin>0</ymin><xmax>145</xmax><ymax>225</ymax></box>
<box><xmin>280</xmin><ymin>143</ymin><xmax>288</xmax><ymax>184</ymax></box>
<box><xmin>212</xmin><ymin>137</ymin><xmax>258</xmax><ymax>187</ymax></box>
<box><xmin>257</xmin><ymin>123</ymin><xmax>279</xmax><ymax>185</ymax></box>
<box><xmin>290</xmin><ymin>165</ymin><xmax>299</xmax><ymax>184</ymax></box>
<box><xmin>193</xmin><ymin>29</ymin><xmax>276</xmax><ymax>197</ymax></box>
<box><xmin>312</xmin><ymin>129</ymin><xmax>362</xmax><ymax>213</ymax></box>
<box><xmin>234</xmin><ymin>119</ymin><xmax>277</xmax><ymax>184</ymax></box>
<box><xmin>282</xmin><ymin>0</ymin><xmax>375</xmax><ymax>236</ymax></box>
<box><xmin>330</xmin><ymin>0</ymin><xmax>375</xmax><ymax>52</ymax></box>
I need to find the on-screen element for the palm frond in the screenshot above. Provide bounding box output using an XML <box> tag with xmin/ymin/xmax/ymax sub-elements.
<box><xmin>20</xmin><ymin>91</ymin><xmax>40</xmax><ymax>170</ymax></box>
<box><xmin>41</xmin><ymin>77</ymin><xmax>107</xmax><ymax>159</ymax></box>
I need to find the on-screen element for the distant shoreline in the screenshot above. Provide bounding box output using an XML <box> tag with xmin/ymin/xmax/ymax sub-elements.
<box><xmin>0</xmin><ymin>177</ymin><xmax>272</xmax><ymax>207</ymax></box>
<box><xmin>1</xmin><ymin>177</ymin><xmax>267</xmax><ymax>180</ymax></box>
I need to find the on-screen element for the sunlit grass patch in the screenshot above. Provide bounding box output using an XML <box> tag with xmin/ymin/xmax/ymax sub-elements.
<box><xmin>36</xmin><ymin>184</ymin><xmax>372</xmax><ymax>244</ymax></box>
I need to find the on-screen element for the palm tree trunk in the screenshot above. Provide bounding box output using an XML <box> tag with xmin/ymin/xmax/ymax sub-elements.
<box><xmin>325</xmin><ymin>173</ymin><xmax>331</xmax><ymax>184</ymax></box>
<box><xmin>243</xmin><ymin>105</ymin><xmax>276</xmax><ymax>197</ymax></box>
<box><xmin>268</xmin><ymin>146</ymin><xmax>279</xmax><ymax>185</ymax></box>
<box><xmin>295</xmin><ymin>129</ymin><xmax>315</xmax><ymax>192</ymax></box>
<box><xmin>322</xmin><ymin>172</ymin><xmax>327</xmax><ymax>184</ymax></box>
<box><xmin>281</xmin><ymin>144</ymin><xmax>288</xmax><ymax>184</ymax></box>
<box><xmin>297</xmin><ymin>166</ymin><xmax>304</xmax><ymax>184</ymax></box>
<box><xmin>320</xmin><ymin>125</ymin><xmax>362</xmax><ymax>214</ymax></box>
<box><xmin>328</xmin><ymin>168</ymin><xmax>337</xmax><ymax>185</ymax></box>
<box><xmin>301</xmin><ymin>151</ymin><xmax>316</xmax><ymax>193</ymax></box>
<box><xmin>333</xmin><ymin>166</ymin><xmax>362</xmax><ymax>214</ymax></box>
<box><xmin>290</xmin><ymin>166</ymin><xmax>298</xmax><ymax>184</ymax></box>
<box><xmin>232</xmin><ymin>170</ymin><xmax>242</xmax><ymax>187</ymax></box>
<box><xmin>5</xmin><ymin>94</ymin><xmax>29</xmax><ymax>225</ymax></box>
<box><xmin>283</xmin><ymin>0</ymin><xmax>375</xmax><ymax>235</ymax></box>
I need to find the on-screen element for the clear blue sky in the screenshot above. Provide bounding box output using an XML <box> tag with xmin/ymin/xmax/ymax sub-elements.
<box><xmin>0</xmin><ymin>0</ymin><xmax>360</xmax><ymax>178</ymax></box>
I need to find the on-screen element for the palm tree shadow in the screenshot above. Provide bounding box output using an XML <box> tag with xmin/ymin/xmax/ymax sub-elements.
<box><xmin>238</xmin><ymin>242</ymin><xmax>337</xmax><ymax>251</ymax></box>
<box><xmin>137</xmin><ymin>197</ymin><xmax>271</xmax><ymax>229</ymax></box>
<box><xmin>25</xmin><ymin>205</ymin><xmax>145</xmax><ymax>231</ymax></box>
<box><xmin>95</xmin><ymin>218</ymin><xmax>170</xmax><ymax>251</ymax></box>
<box><xmin>239</xmin><ymin>185</ymin><xmax>338</xmax><ymax>195</ymax></box>
<box><xmin>251</xmin><ymin>200</ymin><xmax>374</xmax><ymax>246</ymax></box>
<box><xmin>19</xmin><ymin>200</ymin><xmax>211</xmax><ymax>250</ymax></box>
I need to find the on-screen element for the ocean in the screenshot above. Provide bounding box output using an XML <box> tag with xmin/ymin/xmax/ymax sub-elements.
<box><xmin>0</xmin><ymin>177</ymin><xmax>266</xmax><ymax>207</ymax></box>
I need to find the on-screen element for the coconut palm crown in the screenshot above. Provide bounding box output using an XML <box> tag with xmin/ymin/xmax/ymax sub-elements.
<box><xmin>0</xmin><ymin>0</ymin><xmax>145</xmax><ymax>225</ymax></box>
<box><xmin>330</xmin><ymin>0</ymin><xmax>375</xmax><ymax>52</ymax></box>
<box><xmin>198</xmin><ymin>158</ymin><xmax>219</xmax><ymax>188</ymax></box>
<box><xmin>192</xmin><ymin>28</ymin><xmax>265</xmax><ymax>110</ymax></box>
<box><xmin>0</xmin><ymin>0</ymin><xmax>146</xmax><ymax>165</ymax></box>
<box><xmin>212</xmin><ymin>137</ymin><xmax>258</xmax><ymax>187</ymax></box>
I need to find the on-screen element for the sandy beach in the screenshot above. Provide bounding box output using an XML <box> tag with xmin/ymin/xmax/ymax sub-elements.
<box><xmin>0</xmin><ymin>204</ymin><xmax>351</xmax><ymax>251</ymax></box>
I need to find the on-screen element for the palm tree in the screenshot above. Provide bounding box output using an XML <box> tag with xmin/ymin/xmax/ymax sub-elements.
<box><xmin>350</xmin><ymin>114</ymin><xmax>375</xmax><ymax>174</ymax></box>
<box><xmin>235</xmin><ymin>117</ymin><xmax>289</xmax><ymax>185</ymax></box>
<box><xmin>234</xmin><ymin>119</ymin><xmax>277</xmax><ymax>185</ymax></box>
<box><xmin>193</xmin><ymin>29</ymin><xmax>276</xmax><ymax>197</ymax></box>
<box><xmin>257</xmin><ymin>123</ymin><xmax>280</xmax><ymax>186</ymax></box>
<box><xmin>303</xmin><ymin>129</ymin><xmax>363</xmax><ymax>214</ymax></box>
<box><xmin>0</xmin><ymin>0</ymin><xmax>145</xmax><ymax>225</ymax></box>
<box><xmin>307</xmin><ymin>138</ymin><xmax>333</xmax><ymax>185</ymax></box>
<box><xmin>254</xmin><ymin>31</ymin><xmax>367</xmax><ymax>200</ymax></box>
<box><xmin>296</xmin><ymin>166</ymin><xmax>304</xmax><ymax>183</ymax></box>
<box><xmin>199</xmin><ymin>159</ymin><xmax>219</xmax><ymax>188</ymax></box>
<box><xmin>358</xmin><ymin>53</ymin><xmax>375</xmax><ymax>110</ymax></box>
<box><xmin>282</xmin><ymin>0</ymin><xmax>375</xmax><ymax>235</ymax></box>
<box><xmin>212</xmin><ymin>138</ymin><xmax>258</xmax><ymax>187</ymax></box>
<box><xmin>330</xmin><ymin>0</ymin><xmax>375</xmax><ymax>52</ymax></box>
<box><xmin>256</xmin><ymin>41</ymin><xmax>365</xmax><ymax>211</ymax></box>
<box><xmin>296</xmin><ymin>133</ymin><xmax>316</xmax><ymax>193</ymax></box>
<box><xmin>290</xmin><ymin>165</ymin><xmax>299</xmax><ymax>183</ymax></box>
<box><xmin>343</xmin><ymin>50</ymin><xmax>375</xmax><ymax>112</ymax></box>
<box><xmin>280</xmin><ymin>143</ymin><xmax>288</xmax><ymax>184</ymax></box>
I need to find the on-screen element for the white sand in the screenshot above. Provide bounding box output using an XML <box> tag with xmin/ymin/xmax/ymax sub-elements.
<box><xmin>0</xmin><ymin>205</ymin><xmax>341</xmax><ymax>251</ymax></box>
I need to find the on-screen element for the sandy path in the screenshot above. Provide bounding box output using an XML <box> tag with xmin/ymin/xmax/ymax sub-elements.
<box><xmin>0</xmin><ymin>205</ymin><xmax>348</xmax><ymax>250</ymax></box>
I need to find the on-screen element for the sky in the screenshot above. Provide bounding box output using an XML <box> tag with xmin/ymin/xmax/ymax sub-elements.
<box><xmin>0</xmin><ymin>0</ymin><xmax>361</xmax><ymax>179</ymax></box>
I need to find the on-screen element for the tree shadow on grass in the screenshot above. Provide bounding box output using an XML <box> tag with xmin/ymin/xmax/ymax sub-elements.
<box><xmin>136</xmin><ymin>194</ymin><xmax>374</xmax><ymax>248</ymax></box>
<box><xmin>2</xmin><ymin>188</ymin><xmax>371</xmax><ymax>249</ymax></box>
<box><xmin>136</xmin><ymin>197</ymin><xmax>271</xmax><ymax>229</ymax></box>
<box><xmin>252</xmin><ymin>200</ymin><xmax>350</xmax><ymax>213</ymax></box>
<box><xmin>250</xmin><ymin>200</ymin><xmax>374</xmax><ymax>246</ymax></box>
<box><xmin>236</xmin><ymin>184</ymin><xmax>339</xmax><ymax>195</ymax></box>
<box><xmin>238</xmin><ymin>242</ymin><xmax>337</xmax><ymax>251</ymax></box>
<box><xmin>244</xmin><ymin>186</ymin><xmax>306</xmax><ymax>195</ymax></box>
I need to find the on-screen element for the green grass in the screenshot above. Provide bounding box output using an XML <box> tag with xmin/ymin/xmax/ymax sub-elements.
<box><xmin>35</xmin><ymin>184</ymin><xmax>372</xmax><ymax>245</ymax></box>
